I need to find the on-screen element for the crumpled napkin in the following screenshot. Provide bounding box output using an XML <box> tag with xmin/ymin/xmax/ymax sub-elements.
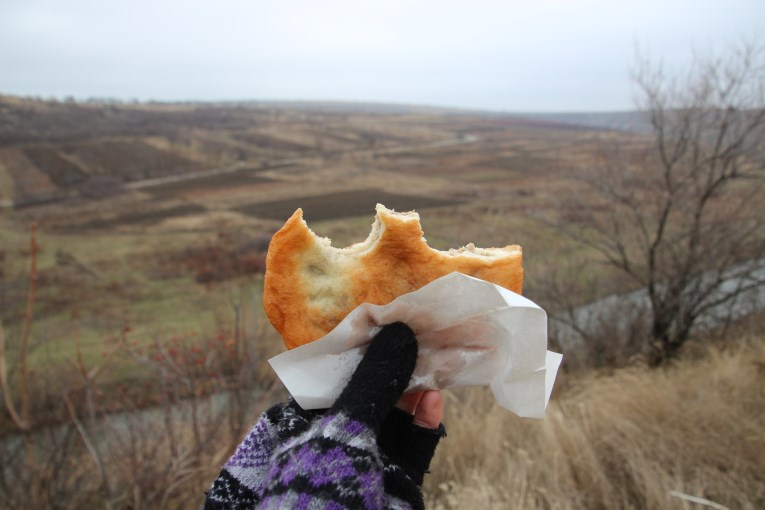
<box><xmin>269</xmin><ymin>272</ymin><xmax>562</xmax><ymax>419</ymax></box>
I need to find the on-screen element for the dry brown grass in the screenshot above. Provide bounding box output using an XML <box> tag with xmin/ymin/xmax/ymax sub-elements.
<box><xmin>424</xmin><ymin>336</ymin><xmax>765</xmax><ymax>509</ymax></box>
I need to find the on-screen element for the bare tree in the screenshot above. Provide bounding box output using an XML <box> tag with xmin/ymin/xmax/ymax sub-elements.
<box><xmin>566</xmin><ymin>41</ymin><xmax>765</xmax><ymax>365</ymax></box>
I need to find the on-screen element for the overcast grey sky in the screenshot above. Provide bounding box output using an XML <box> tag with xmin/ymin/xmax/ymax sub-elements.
<box><xmin>1</xmin><ymin>0</ymin><xmax>762</xmax><ymax>111</ymax></box>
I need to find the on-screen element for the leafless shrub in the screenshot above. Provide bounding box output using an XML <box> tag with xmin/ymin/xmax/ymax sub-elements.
<box><xmin>0</xmin><ymin>288</ymin><xmax>280</xmax><ymax>509</ymax></box>
<box><xmin>562</xmin><ymin>41</ymin><xmax>765</xmax><ymax>365</ymax></box>
<box><xmin>0</xmin><ymin>225</ymin><xmax>38</xmax><ymax>431</ymax></box>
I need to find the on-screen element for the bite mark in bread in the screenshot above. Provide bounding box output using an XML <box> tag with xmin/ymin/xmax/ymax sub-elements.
<box><xmin>264</xmin><ymin>204</ymin><xmax>523</xmax><ymax>349</ymax></box>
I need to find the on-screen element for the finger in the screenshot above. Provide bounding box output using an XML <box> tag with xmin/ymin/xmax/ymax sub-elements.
<box><xmin>396</xmin><ymin>391</ymin><xmax>424</xmax><ymax>415</ymax></box>
<box><xmin>413</xmin><ymin>390</ymin><xmax>442</xmax><ymax>429</ymax></box>
<box><xmin>330</xmin><ymin>322</ymin><xmax>417</xmax><ymax>429</ymax></box>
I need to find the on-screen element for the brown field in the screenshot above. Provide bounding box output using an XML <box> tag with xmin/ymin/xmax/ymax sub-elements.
<box><xmin>234</xmin><ymin>188</ymin><xmax>462</xmax><ymax>221</ymax></box>
<box><xmin>72</xmin><ymin>203</ymin><xmax>209</xmax><ymax>230</ymax></box>
<box><xmin>58</xmin><ymin>140</ymin><xmax>205</xmax><ymax>181</ymax></box>
<box><xmin>22</xmin><ymin>147</ymin><xmax>88</xmax><ymax>187</ymax></box>
<box><xmin>0</xmin><ymin>96</ymin><xmax>635</xmax><ymax>243</ymax></box>
<box><xmin>143</xmin><ymin>172</ymin><xmax>278</xmax><ymax>200</ymax></box>
<box><xmin>0</xmin><ymin>148</ymin><xmax>59</xmax><ymax>200</ymax></box>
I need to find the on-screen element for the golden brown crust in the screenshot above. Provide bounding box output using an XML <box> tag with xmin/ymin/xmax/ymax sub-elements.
<box><xmin>264</xmin><ymin>205</ymin><xmax>523</xmax><ymax>349</ymax></box>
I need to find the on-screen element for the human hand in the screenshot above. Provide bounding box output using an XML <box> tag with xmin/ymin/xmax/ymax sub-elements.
<box><xmin>204</xmin><ymin>322</ymin><xmax>444</xmax><ymax>510</ymax></box>
<box><xmin>329</xmin><ymin>322</ymin><xmax>446</xmax><ymax>492</ymax></box>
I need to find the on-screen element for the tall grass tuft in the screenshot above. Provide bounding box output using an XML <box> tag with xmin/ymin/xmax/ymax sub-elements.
<box><xmin>424</xmin><ymin>336</ymin><xmax>765</xmax><ymax>509</ymax></box>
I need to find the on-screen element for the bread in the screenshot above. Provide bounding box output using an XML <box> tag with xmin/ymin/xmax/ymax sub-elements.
<box><xmin>264</xmin><ymin>204</ymin><xmax>523</xmax><ymax>349</ymax></box>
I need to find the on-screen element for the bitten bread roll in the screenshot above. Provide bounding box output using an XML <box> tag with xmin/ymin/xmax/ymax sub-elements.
<box><xmin>264</xmin><ymin>204</ymin><xmax>523</xmax><ymax>349</ymax></box>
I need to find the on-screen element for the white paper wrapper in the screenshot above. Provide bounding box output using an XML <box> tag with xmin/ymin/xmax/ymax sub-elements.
<box><xmin>269</xmin><ymin>272</ymin><xmax>563</xmax><ymax>419</ymax></box>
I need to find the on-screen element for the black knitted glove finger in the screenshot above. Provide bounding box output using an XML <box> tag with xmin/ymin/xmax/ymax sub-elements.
<box><xmin>329</xmin><ymin>322</ymin><xmax>418</xmax><ymax>431</ymax></box>
<box><xmin>379</xmin><ymin>407</ymin><xmax>446</xmax><ymax>486</ymax></box>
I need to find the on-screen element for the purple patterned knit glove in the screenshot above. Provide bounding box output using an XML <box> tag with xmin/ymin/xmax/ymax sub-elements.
<box><xmin>204</xmin><ymin>322</ymin><xmax>426</xmax><ymax>510</ymax></box>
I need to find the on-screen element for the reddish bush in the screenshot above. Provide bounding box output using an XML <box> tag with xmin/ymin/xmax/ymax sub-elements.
<box><xmin>150</xmin><ymin>230</ymin><xmax>271</xmax><ymax>284</ymax></box>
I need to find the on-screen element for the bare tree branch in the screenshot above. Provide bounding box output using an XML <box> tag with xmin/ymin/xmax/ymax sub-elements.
<box><xmin>0</xmin><ymin>318</ymin><xmax>28</xmax><ymax>430</ymax></box>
